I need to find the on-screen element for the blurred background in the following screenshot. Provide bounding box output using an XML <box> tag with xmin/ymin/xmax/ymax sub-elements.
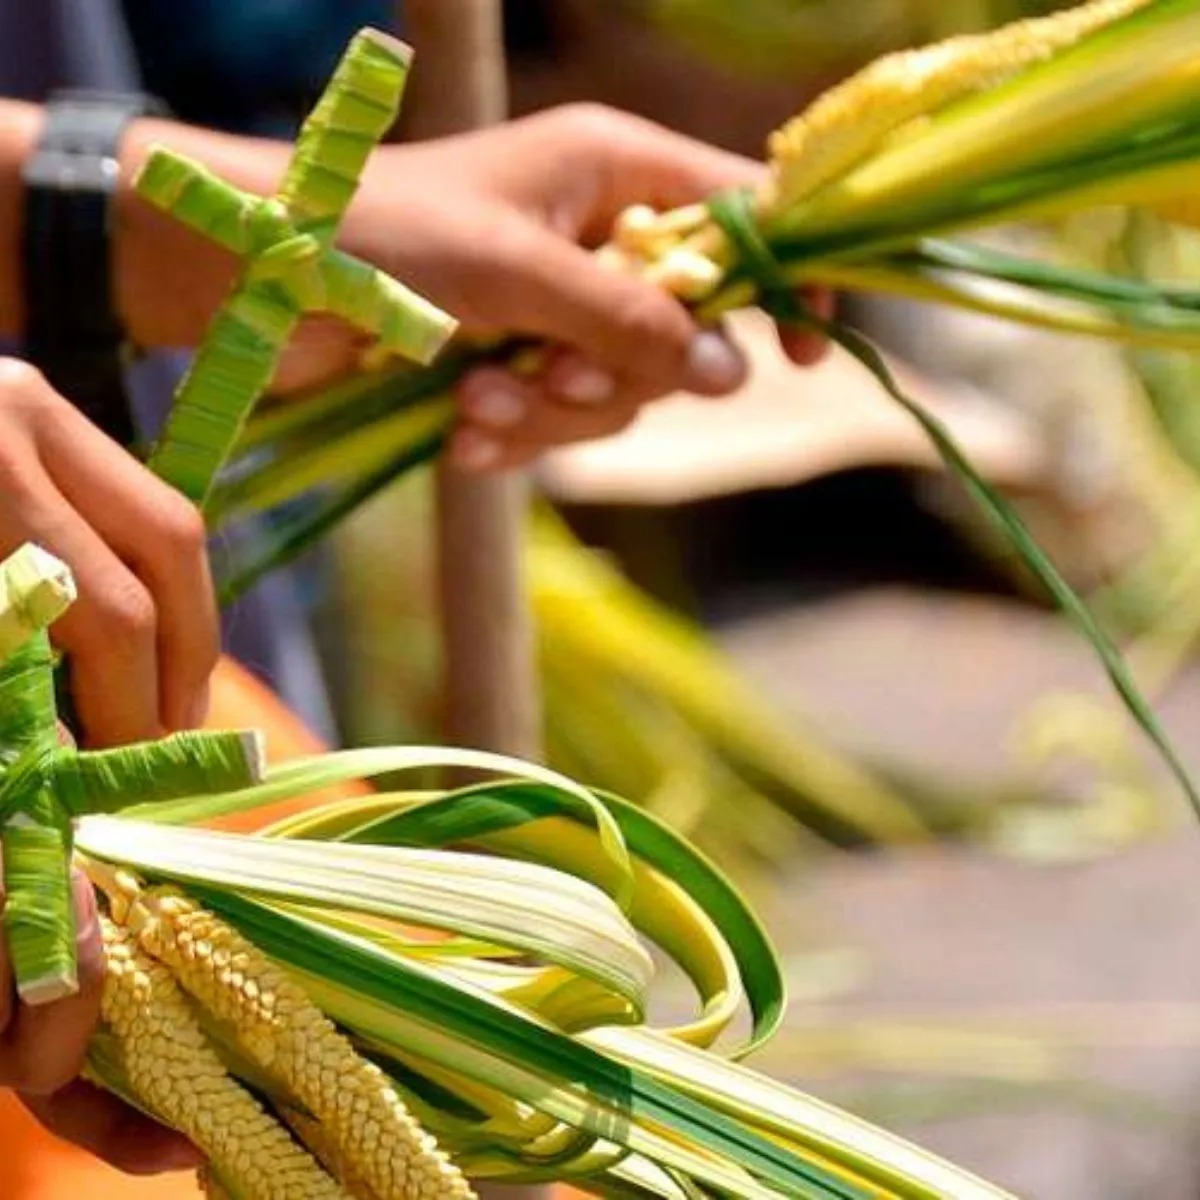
<box><xmin>19</xmin><ymin>2</ymin><xmax>1200</xmax><ymax>1197</ymax></box>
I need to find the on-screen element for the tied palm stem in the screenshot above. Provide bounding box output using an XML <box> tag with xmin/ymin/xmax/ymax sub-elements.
<box><xmin>172</xmin><ymin>5</ymin><xmax>1200</xmax><ymax>829</ymax></box>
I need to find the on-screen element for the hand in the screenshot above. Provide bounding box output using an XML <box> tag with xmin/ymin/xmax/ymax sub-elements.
<box><xmin>4</xmin><ymin>867</ymin><xmax>202</xmax><ymax>1174</ymax></box>
<box><xmin>0</xmin><ymin>360</ymin><xmax>218</xmax><ymax>746</ymax></box>
<box><xmin>345</xmin><ymin>104</ymin><xmax>831</xmax><ymax>472</ymax></box>
<box><xmin>114</xmin><ymin>105</ymin><xmax>829</xmax><ymax>474</ymax></box>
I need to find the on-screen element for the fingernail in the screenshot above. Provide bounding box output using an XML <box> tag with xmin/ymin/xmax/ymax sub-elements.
<box><xmin>451</xmin><ymin>430</ymin><xmax>502</xmax><ymax>472</ymax></box>
<box><xmin>71</xmin><ymin>870</ymin><xmax>98</xmax><ymax>946</ymax></box>
<box><xmin>685</xmin><ymin>330</ymin><xmax>745</xmax><ymax>393</ymax></box>
<box><xmin>469</xmin><ymin>382</ymin><xmax>526</xmax><ymax>428</ymax></box>
<box><xmin>555</xmin><ymin>363</ymin><xmax>616</xmax><ymax>406</ymax></box>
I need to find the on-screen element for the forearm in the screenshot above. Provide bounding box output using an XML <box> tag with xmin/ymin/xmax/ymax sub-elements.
<box><xmin>0</xmin><ymin>99</ymin><xmax>291</xmax><ymax>349</ymax></box>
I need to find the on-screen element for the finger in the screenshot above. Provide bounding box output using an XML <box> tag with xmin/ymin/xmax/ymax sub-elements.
<box><xmin>778</xmin><ymin>328</ymin><xmax>829</xmax><ymax>367</ymax></box>
<box><xmin>775</xmin><ymin>288</ymin><xmax>835</xmax><ymax>366</ymax></box>
<box><xmin>19</xmin><ymin>1079</ymin><xmax>203</xmax><ymax>1175</ymax></box>
<box><xmin>546</xmin><ymin>336</ymin><xmax>746</xmax><ymax>404</ymax></box>
<box><xmin>451</xmin><ymin>393</ymin><xmax>643</xmax><ymax>473</ymax></box>
<box><xmin>542</xmin><ymin>351</ymin><xmax>618</xmax><ymax>408</ymax></box>
<box><xmin>456</xmin><ymin>360</ymin><xmax>643</xmax><ymax>469</ymax></box>
<box><xmin>0</xmin><ymin>872</ymin><xmax>103</xmax><ymax>1094</ymax></box>
<box><xmin>457</xmin><ymin>367</ymin><xmax>537</xmax><ymax>434</ymax></box>
<box><xmin>456</xmin><ymin>334</ymin><xmax>745</xmax><ymax>470</ymax></box>
<box><xmin>458</xmin><ymin>358</ymin><xmax>644</xmax><ymax>428</ymax></box>
<box><xmin>476</xmin><ymin>220</ymin><xmax>747</xmax><ymax>401</ymax></box>
<box><xmin>33</xmin><ymin>396</ymin><xmax>219</xmax><ymax>732</ymax></box>
<box><xmin>0</xmin><ymin>463</ymin><xmax>162</xmax><ymax>746</ymax></box>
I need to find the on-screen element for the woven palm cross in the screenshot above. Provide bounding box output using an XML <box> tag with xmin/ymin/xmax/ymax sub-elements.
<box><xmin>0</xmin><ymin>546</ymin><xmax>262</xmax><ymax>1003</ymax></box>
<box><xmin>137</xmin><ymin>27</ymin><xmax>456</xmax><ymax>507</ymax></box>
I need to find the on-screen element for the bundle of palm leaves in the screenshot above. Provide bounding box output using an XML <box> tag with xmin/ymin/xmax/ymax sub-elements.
<box><xmin>0</xmin><ymin>541</ymin><xmax>1015</xmax><ymax>1199</ymax></box>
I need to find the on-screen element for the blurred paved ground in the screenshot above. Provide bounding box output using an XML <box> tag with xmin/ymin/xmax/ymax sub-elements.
<box><xmin>715</xmin><ymin>588</ymin><xmax>1200</xmax><ymax>1199</ymax></box>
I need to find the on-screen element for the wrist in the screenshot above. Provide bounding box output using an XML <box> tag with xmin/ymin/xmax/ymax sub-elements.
<box><xmin>114</xmin><ymin>118</ymin><xmax>289</xmax><ymax>348</ymax></box>
<box><xmin>0</xmin><ymin>103</ymin><xmax>44</xmax><ymax>340</ymax></box>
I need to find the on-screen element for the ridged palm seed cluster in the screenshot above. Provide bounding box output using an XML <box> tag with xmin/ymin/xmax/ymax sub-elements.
<box><xmin>764</xmin><ymin>0</ymin><xmax>1152</xmax><ymax>208</ymax></box>
<box><xmin>96</xmin><ymin>868</ymin><xmax>474</xmax><ymax>1200</ymax></box>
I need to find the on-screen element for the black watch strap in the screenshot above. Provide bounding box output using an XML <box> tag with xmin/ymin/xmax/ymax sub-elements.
<box><xmin>21</xmin><ymin>90</ymin><xmax>166</xmax><ymax>447</ymax></box>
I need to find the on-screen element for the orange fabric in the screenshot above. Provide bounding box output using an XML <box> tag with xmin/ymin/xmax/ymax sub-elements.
<box><xmin>0</xmin><ymin>657</ymin><xmax>578</xmax><ymax>1199</ymax></box>
<box><xmin>204</xmin><ymin>655</ymin><xmax>371</xmax><ymax>831</ymax></box>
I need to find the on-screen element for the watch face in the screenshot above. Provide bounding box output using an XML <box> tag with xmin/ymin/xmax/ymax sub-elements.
<box><xmin>25</xmin><ymin>147</ymin><xmax>122</xmax><ymax>193</ymax></box>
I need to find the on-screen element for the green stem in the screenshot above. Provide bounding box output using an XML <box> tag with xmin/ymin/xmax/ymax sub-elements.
<box><xmin>150</xmin><ymin>295</ymin><xmax>299</xmax><ymax>505</ymax></box>
<box><xmin>216</xmin><ymin>431</ymin><xmax>445</xmax><ymax>606</ymax></box>
<box><xmin>210</xmin><ymin>397</ymin><xmax>451</xmax><ymax>524</ymax></box>
<box><xmin>3</xmin><ymin>817</ymin><xmax>75</xmax><ymax>1003</ymax></box>
<box><xmin>54</xmin><ymin>730</ymin><xmax>264</xmax><ymax>819</ymax></box>
<box><xmin>806</xmin><ymin>312</ymin><xmax>1200</xmax><ymax>821</ymax></box>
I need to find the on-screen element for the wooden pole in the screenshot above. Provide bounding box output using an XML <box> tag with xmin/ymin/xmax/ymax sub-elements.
<box><xmin>400</xmin><ymin>1</ymin><xmax>541</xmax><ymax>763</ymax></box>
<box><xmin>398</xmin><ymin>3</ymin><xmax>546</xmax><ymax>1193</ymax></box>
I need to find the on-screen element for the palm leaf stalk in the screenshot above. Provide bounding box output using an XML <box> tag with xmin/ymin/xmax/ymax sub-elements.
<box><xmin>200</xmin><ymin>1</ymin><xmax>1200</xmax><ymax>577</ymax></box>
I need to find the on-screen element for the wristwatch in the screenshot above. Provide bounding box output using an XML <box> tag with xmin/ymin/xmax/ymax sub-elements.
<box><xmin>21</xmin><ymin>90</ymin><xmax>167</xmax><ymax>447</ymax></box>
